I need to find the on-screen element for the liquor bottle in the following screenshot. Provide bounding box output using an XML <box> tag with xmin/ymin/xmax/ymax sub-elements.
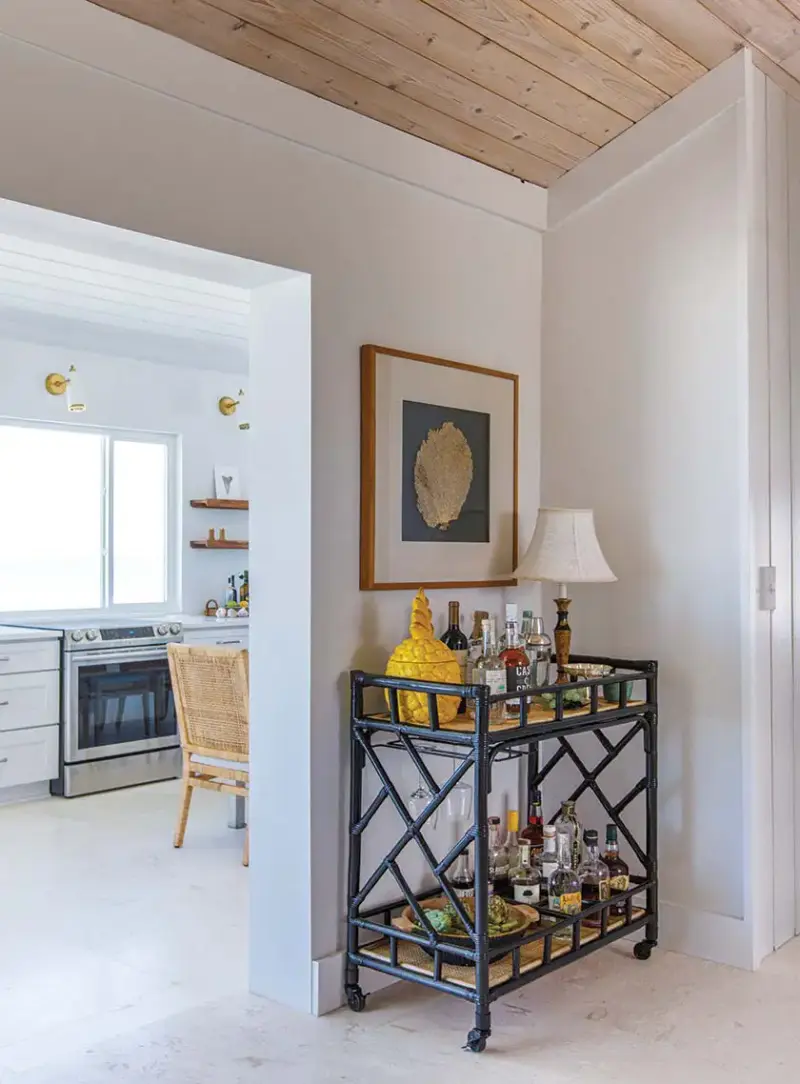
<box><xmin>503</xmin><ymin>809</ymin><xmax>520</xmax><ymax>873</ymax></box>
<box><xmin>603</xmin><ymin>824</ymin><xmax>630</xmax><ymax>917</ymax></box>
<box><xmin>499</xmin><ymin>605</ymin><xmax>531</xmax><ymax>716</ymax></box>
<box><xmin>578</xmin><ymin>830</ymin><xmax>611</xmax><ymax>910</ymax></box>
<box><xmin>522</xmin><ymin>613</ymin><xmax>552</xmax><ymax>687</ymax></box>
<box><xmin>441</xmin><ymin>601</ymin><xmax>469</xmax><ymax>713</ymax></box>
<box><xmin>548</xmin><ymin>826</ymin><xmax>582</xmax><ymax>915</ymax></box>
<box><xmin>554</xmin><ymin>800</ymin><xmax>582</xmax><ymax>870</ymax></box>
<box><xmin>509</xmin><ymin>841</ymin><xmax>540</xmax><ymax>905</ymax></box>
<box><xmin>451</xmin><ymin>849</ymin><xmax>475</xmax><ymax>899</ymax></box>
<box><xmin>520</xmin><ymin>788</ymin><xmax>544</xmax><ymax>857</ymax></box>
<box><xmin>465</xmin><ymin>610</ymin><xmax>489</xmax><ymax>684</ymax></box>
<box><xmin>474</xmin><ymin>618</ymin><xmax>507</xmax><ymax>723</ymax></box>
<box><xmin>238</xmin><ymin>569</ymin><xmax>249</xmax><ymax>605</ymax></box>
<box><xmin>537</xmin><ymin>824</ymin><xmax>559</xmax><ymax>896</ymax></box>
<box><xmin>225</xmin><ymin>574</ymin><xmax>238</xmax><ymax>605</ymax></box>
<box><xmin>487</xmin><ymin>816</ymin><xmax>507</xmax><ymax>887</ymax></box>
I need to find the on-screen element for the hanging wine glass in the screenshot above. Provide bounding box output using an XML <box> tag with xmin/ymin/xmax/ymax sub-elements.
<box><xmin>409</xmin><ymin>771</ymin><xmax>438</xmax><ymax>828</ymax></box>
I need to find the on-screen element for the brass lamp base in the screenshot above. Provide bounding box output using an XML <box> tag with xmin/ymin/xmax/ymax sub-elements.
<box><xmin>554</xmin><ymin>596</ymin><xmax>572</xmax><ymax>684</ymax></box>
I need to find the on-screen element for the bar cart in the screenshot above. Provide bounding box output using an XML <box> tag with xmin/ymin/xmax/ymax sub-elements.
<box><xmin>345</xmin><ymin>656</ymin><xmax>658</xmax><ymax>1053</ymax></box>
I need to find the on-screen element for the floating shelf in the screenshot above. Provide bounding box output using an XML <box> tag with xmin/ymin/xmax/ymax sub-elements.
<box><xmin>190</xmin><ymin>499</ymin><xmax>249</xmax><ymax>510</ymax></box>
<box><xmin>189</xmin><ymin>540</ymin><xmax>249</xmax><ymax>550</ymax></box>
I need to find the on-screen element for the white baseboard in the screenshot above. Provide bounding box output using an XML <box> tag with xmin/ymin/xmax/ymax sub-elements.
<box><xmin>0</xmin><ymin>781</ymin><xmax>51</xmax><ymax>806</ymax></box>
<box><xmin>660</xmin><ymin>901</ymin><xmax>754</xmax><ymax>970</ymax></box>
<box><xmin>312</xmin><ymin>951</ymin><xmax>398</xmax><ymax>1015</ymax></box>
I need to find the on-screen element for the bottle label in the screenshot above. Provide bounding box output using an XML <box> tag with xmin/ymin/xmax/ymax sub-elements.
<box><xmin>600</xmin><ymin>879</ymin><xmax>610</xmax><ymax>901</ymax></box>
<box><xmin>549</xmin><ymin>891</ymin><xmax>582</xmax><ymax>915</ymax></box>
<box><xmin>541</xmin><ymin>859</ymin><xmax>558</xmax><ymax>882</ymax></box>
<box><xmin>506</xmin><ymin>664</ymin><xmax>532</xmax><ymax>704</ymax></box>
<box><xmin>485</xmin><ymin>669</ymin><xmax>506</xmax><ymax>696</ymax></box>
<box><xmin>513</xmin><ymin>882</ymin><xmax>540</xmax><ymax>905</ymax></box>
<box><xmin>610</xmin><ymin>875</ymin><xmax>630</xmax><ymax>893</ymax></box>
<box><xmin>454</xmin><ymin>885</ymin><xmax>475</xmax><ymax>899</ymax></box>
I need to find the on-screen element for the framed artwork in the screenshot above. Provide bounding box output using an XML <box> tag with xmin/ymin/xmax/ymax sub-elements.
<box><xmin>214</xmin><ymin>464</ymin><xmax>242</xmax><ymax>500</ymax></box>
<box><xmin>360</xmin><ymin>345</ymin><xmax>518</xmax><ymax>590</ymax></box>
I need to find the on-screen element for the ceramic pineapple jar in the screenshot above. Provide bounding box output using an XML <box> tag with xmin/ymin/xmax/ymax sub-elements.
<box><xmin>385</xmin><ymin>588</ymin><xmax>462</xmax><ymax>725</ymax></box>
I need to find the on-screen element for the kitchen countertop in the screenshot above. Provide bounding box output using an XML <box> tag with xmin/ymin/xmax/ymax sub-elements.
<box><xmin>0</xmin><ymin>625</ymin><xmax>63</xmax><ymax>642</ymax></box>
<box><xmin>166</xmin><ymin>614</ymin><xmax>250</xmax><ymax>631</ymax></box>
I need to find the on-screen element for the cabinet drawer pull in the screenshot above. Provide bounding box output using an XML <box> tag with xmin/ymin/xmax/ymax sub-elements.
<box><xmin>0</xmin><ymin>657</ymin><xmax>10</xmax><ymax>663</ymax></box>
<box><xmin>0</xmin><ymin>701</ymin><xmax>8</xmax><ymax>707</ymax></box>
<box><xmin>217</xmin><ymin>639</ymin><xmax>242</xmax><ymax>645</ymax></box>
<box><xmin>0</xmin><ymin>757</ymin><xmax>7</xmax><ymax>764</ymax></box>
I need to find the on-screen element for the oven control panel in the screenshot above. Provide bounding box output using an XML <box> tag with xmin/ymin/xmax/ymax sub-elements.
<box><xmin>64</xmin><ymin>623</ymin><xmax>183</xmax><ymax>650</ymax></box>
<box><xmin>100</xmin><ymin>626</ymin><xmax>155</xmax><ymax>640</ymax></box>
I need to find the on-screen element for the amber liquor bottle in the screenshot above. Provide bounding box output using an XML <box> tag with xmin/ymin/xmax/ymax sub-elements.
<box><xmin>603</xmin><ymin>824</ymin><xmax>630</xmax><ymax>917</ymax></box>
<box><xmin>520</xmin><ymin>788</ymin><xmax>544</xmax><ymax>857</ymax></box>
<box><xmin>499</xmin><ymin>605</ymin><xmax>531</xmax><ymax>716</ymax></box>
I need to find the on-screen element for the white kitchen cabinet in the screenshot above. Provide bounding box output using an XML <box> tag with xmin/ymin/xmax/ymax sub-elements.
<box><xmin>0</xmin><ymin>671</ymin><xmax>59</xmax><ymax>733</ymax></box>
<box><xmin>0</xmin><ymin>639</ymin><xmax>59</xmax><ymax>676</ymax></box>
<box><xmin>183</xmin><ymin>627</ymin><xmax>249</xmax><ymax>651</ymax></box>
<box><xmin>0</xmin><ymin>724</ymin><xmax>59</xmax><ymax>789</ymax></box>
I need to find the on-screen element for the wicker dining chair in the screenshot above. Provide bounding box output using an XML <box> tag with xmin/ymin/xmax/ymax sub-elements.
<box><xmin>167</xmin><ymin>643</ymin><xmax>250</xmax><ymax>866</ymax></box>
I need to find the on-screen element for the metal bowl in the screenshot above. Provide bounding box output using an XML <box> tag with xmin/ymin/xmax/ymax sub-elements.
<box><xmin>561</xmin><ymin>663</ymin><xmax>614</xmax><ymax>681</ymax></box>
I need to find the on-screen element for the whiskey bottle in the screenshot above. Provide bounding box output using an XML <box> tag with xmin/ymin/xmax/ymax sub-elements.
<box><xmin>578</xmin><ymin>830</ymin><xmax>610</xmax><ymax>910</ymax></box>
<box><xmin>474</xmin><ymin>618</ymin><xmax>506</xmax><ymax>723</ymax></box>
<box><xmin>548</xmin><ymin>826</ymin><xmax>582</xmax><ymax>915</ymax></box>
<box><xmin>441</xmin><ymin>601</ymin><xmax>469</xmax><ymax>713</ymax></box>
<box><xmin>554</xmin><ymin>799</ymin><xmax>582</xmax><ymax>869</ymax></box>
<box><xmin>520</xmin><ymin>788</ymin><xmax>544</xmax><ymax>857</ymax></box>
<box><xmin>499</xmin><ymin>605</ymin><xmax>531</xmax><ymax>715</ymax></box>
<box><xmin>603</xmin><ymin>824</ymin><xmax>630</xmax><ymax>917</ymax></box>
<box><xmin>509</xmin><ymin>841</ymin><xmax>540</xmax><ymax>905</ymax></box>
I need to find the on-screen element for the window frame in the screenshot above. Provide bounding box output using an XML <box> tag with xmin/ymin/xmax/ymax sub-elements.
<box><xmin>0</xmin><ymin>417</ymin><xmax>180</xmax><ymax>619</ymax></box>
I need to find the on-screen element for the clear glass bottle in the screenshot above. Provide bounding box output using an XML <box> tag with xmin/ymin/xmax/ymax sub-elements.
<box><xmin>548</xmin><ymin>826</ymin><xmax>582</xmax><ymax>914</ymax></box>
<box><xmin>465</xmin><ymin>610</ymin><xmax>489</xmax><ymax>684</ymax></box>
<box><xmin>474</xmin><ymin>617</ymin><xmax>506</xmax><ymax>722</ymax></box>
<box><xmin>523</xmin><ymin>614</ymin><xmax>552</xmax><ymax>687</ymax></box>
<box><xmin>509</xmin><ymin>841</ymin><xmax>540</xmax><ymax>905</ymax></box>
<box><xmin>503</xmin><ymin>808</ymin><xmax>520</xmax><ymax>872</ymax></box>
<box><xmin>603</xmin><ymin>824</ymin><xmax>630</xmax><ymax>917</ymax></box>
<box><xmin>537</xmin><ymin>823</ymin><xmax>559</xmax><ymax>897</ymax></box>
<box><xmin>579</xmin><ymin>829</ymin><xmax>611</xmax><ymax>909</ymax></box>
<box><xmin>451</xmin><ymin>848</ymin><xmax>475</xmax><ymax>899</ymax></box>
<box><xmin>554</xmin><ymin>799</ymin><xmax>582</xmax><ymax>870</ymax></box>
<box><xmin>499</xmin><ymin>605</ymin><xmax>531</xmax><ymax>716</ymax></box>
<box><xmin>487</xmin><ymin>815</ymin><xmax>506</xmax><ymax>887</ymax></box>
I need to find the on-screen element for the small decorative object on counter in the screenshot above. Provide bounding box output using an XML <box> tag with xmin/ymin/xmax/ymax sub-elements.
<box><xmin>216</xmin><ymin>607</ymin><xmax>227</xmax><ymax>618</ymax></box>
<box><xmin>384</xmin><ymin>588</ymin><xmax>462</xmax><ymax>724</ymax></box>
<box><xmin>548</xmin><ymin>825</ymin><xmax>582</xmax><ymax>914</ymax></box>
<box><xmin>603</xmin><ymin>825</ymin><xmax>630</xmax><ymax>916</ymax></box>
<box><xmin>554</xmin><ymin>800</ymin><xmax>583</xmax><ymax>870</ymax></box>
<box><xmin>237</xmin><ymin>606</ymin><xmax>249</xmax><ymax>618</ymax></box>
<box><xmin>204</xmin><ymin>599</ymin><xmax>219</xmax><ymax>617</ymax></box>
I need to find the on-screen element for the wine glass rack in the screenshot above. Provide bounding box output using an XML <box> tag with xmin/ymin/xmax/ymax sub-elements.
<box><xmin>345</xmin><ymin>656</ymin><xmax>658</xmax><ymax>1054</ymax></box>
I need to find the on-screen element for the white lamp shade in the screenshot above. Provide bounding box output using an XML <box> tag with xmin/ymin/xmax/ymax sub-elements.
<box><xmin>514</xmin><ymin>508</ymin><xmax>617</xmax><ymax>584</ymax></box>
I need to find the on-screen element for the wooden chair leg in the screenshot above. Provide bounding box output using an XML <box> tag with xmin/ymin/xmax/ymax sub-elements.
<box><xmin>174</xmin><ymin>775</ymin><xmax>193</xmax><ymax>848</ymax></box>
<box><xmin>242</xmin><ymin>827</ymin><xmax>250</xmax><ymax>867</ymax></box>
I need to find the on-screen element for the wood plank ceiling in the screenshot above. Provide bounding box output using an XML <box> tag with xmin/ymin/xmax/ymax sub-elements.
<box><xmin>89</xmin><ymin>1</ymin><xmax>800</xmax><ymax>186</ymax></box>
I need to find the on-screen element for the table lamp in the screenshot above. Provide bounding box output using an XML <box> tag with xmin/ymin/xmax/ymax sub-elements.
<box><xmin>514</xmin><ymin>508</ymin><xmax>617</xmax><ymax>683</ymax></box>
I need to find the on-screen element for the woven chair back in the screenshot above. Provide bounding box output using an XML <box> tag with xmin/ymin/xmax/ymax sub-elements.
<box><xmin>167</xmin><ymin>644</ymin><xmax>249</xmax><ymax>757</ymax></box>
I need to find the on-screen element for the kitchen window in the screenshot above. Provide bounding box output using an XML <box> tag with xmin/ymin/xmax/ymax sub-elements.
<box><xmin>0</xmin><ymin>422</ymin><xmax>177</xmax><ymax>613</ymax></box>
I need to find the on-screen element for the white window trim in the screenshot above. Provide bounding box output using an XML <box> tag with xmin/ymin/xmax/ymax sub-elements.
<box><xmin>0</xmin><ymin>417</ymin><xmax>181</xmax><ymax>620</ymax></box>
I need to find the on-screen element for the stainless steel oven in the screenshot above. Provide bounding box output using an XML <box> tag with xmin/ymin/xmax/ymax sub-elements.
<box><xmin>15</xmin><ymin>620</ymin><xmax>184</xmax><ymax>797</ymax></box>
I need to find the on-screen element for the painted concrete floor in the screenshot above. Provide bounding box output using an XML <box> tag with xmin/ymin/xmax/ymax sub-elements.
<box><xmin>2</xmin><ymin>782</ymin><xmax>800</xmax><ymax>1081</ymax></box>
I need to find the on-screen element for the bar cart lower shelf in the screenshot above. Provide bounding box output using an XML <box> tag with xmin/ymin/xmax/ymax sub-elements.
<box><xmin>345</xmin><ymin>656</ymin><xmax>659</xmax><ymax>1054</ymax></box>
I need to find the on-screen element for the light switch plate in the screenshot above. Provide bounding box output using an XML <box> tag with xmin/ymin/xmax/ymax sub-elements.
<box><xmin>758</xmin><ymin>566</ymin><xmax>776</xmax><ymax>611</ymax></box>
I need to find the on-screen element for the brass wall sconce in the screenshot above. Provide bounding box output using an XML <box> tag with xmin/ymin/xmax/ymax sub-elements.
<box><xmin>45</xmin><ymin>365</ymin><xmax>86</xmax><ymax>412</ymax></box>
<box><xmin>218</xmin><ymin>389</ymin><xmax>250</xmax><ymax>430</ymax></box>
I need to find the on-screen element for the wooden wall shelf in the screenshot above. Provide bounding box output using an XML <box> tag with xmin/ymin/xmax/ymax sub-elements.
<box><xmin>190</xmin><ymin>499</ymin><xmax>249</xmax><ymax>510</ymax></box>
<box><xmin>190</xmin><ymin>540</ymin><xmax>249</xmax><ymax>550</ymax></box>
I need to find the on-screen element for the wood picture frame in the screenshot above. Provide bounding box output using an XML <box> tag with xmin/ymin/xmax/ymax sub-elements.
<box><xmin>360</xmin><ymin>344</ymin><xmax>519</xmax><ymax>591</ymax></box>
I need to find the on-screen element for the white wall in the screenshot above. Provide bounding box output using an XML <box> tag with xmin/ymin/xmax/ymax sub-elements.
<box><xmin>542</xmin><ymin>54</ymin><xmax>773</xmax><ymax>968</ymax></box>
<box><xmin>0</xmin><ymin>0</ymin><xmax>543</xmax><ymax>1011</ymax></box>
<box><xmin>0</xmin><ymin>338</ymin><xmax>250</xmax><ymax>617</ymax></box>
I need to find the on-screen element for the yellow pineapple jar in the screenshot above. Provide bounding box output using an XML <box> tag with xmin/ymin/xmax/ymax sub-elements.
<box><xmin>385</xmin><ymin>589</ymin><xmax>462</xmax><ymax>725</ymax></box>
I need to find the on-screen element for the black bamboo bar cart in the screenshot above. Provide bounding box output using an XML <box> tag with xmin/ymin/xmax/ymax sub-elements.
<box><xmin>345</xmin><ymin>656</ymin><xmax>658</xmax><ymax>1054</ymax></box>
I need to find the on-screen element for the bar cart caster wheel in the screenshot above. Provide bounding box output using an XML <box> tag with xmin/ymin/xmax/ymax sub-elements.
<box><xmin>634</xmin><ymin>941</ymin><xmax>655</xmax><ymax>961</ymax></box>
<box><xmin>464</xmin><ymin>1029</ymin><xmax>488</xmax><ymax>1054</ymax></box>
<box><xmin>346</xmin><ymin>986</ymin><xmax>367</xmax><ymax>1013</ymax></box>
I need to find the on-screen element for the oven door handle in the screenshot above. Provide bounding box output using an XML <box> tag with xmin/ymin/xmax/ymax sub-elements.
<box><xmin>69</xmin><ymin>647</ymin><xmax>172</xmax><ymax>666</ymax></box>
